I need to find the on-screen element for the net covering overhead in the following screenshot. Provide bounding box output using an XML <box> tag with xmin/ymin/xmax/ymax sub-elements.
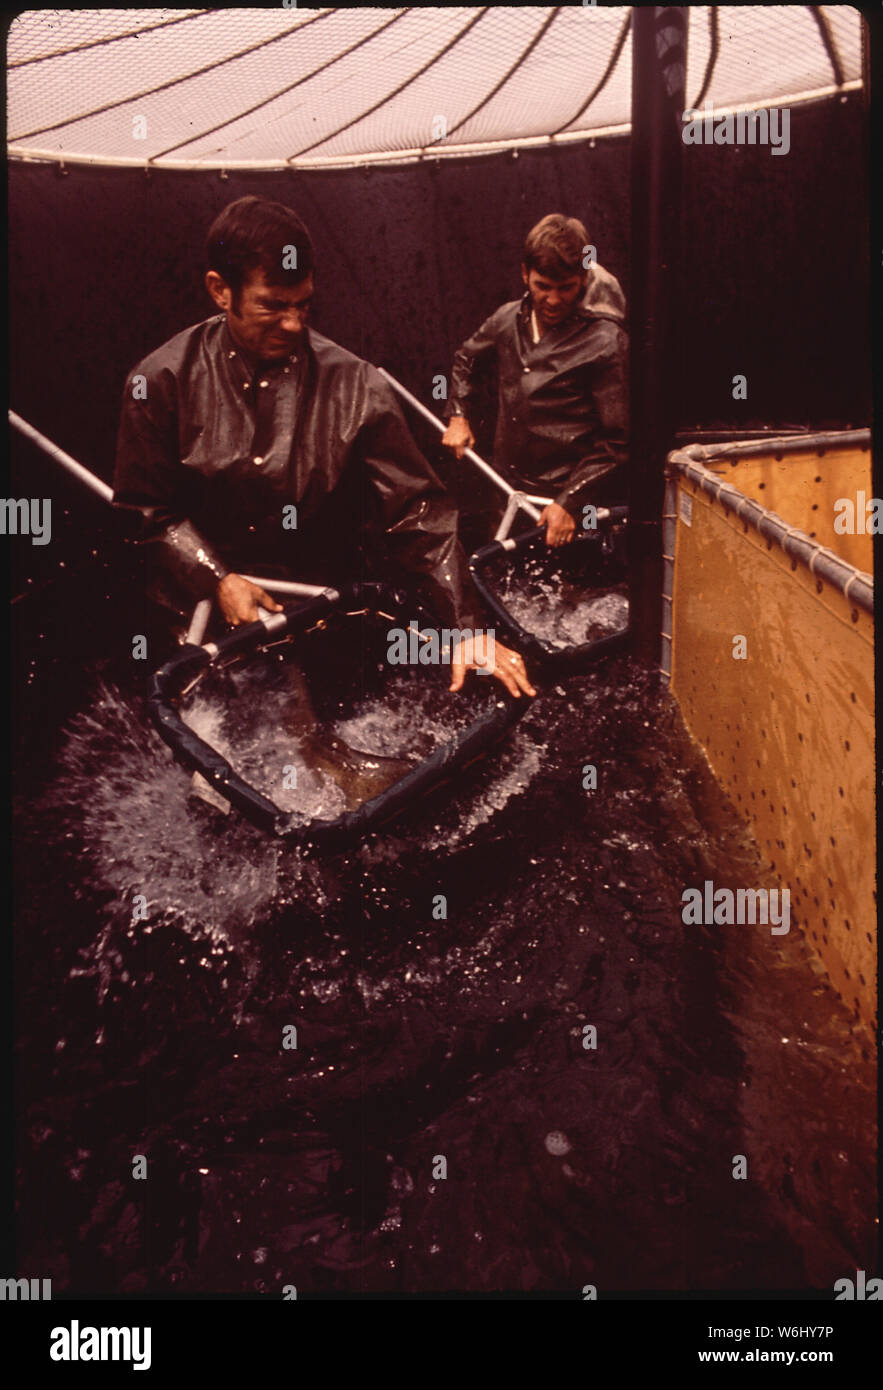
<box><xmin>8</xmin><ymin>6</ymin><xmax>863</xmax><ymax>169</ymax></box>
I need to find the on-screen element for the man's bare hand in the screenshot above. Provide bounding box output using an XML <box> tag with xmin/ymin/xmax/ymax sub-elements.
<box><xmin>217</xmin><ymin>573</ymin><xmax>283</xmax><ymax>626</ymax></box>
<box><xmin>441</xmin><ymin>415</ymin><xmax>475</xmax><ymax>460</ymax></box>
<box><xmin>449</xmin><ymin>634</ymin><xmax>536</xmax><ymax>699</ymax></box>
<box><xmin>539</xmin><ymin>501</ymin><xmax>576</xmax><ymax>547</ymax></box>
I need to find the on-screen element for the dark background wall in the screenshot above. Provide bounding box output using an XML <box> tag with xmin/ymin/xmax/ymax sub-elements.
<box><xmin>8</xmin><ymin>90</ymin><xmax>870</xmax><ymax>515</ymax></box>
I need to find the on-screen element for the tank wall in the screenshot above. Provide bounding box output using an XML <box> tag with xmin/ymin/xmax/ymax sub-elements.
<box><xmin>670</xmin><ymin>467</ymin><xmax>876</xmax><ymax>1028</ymax></box>
<box><xmin>707</xmin><ymin>446</ymin><xmax>874</xmax><ymax>574</ymax></box>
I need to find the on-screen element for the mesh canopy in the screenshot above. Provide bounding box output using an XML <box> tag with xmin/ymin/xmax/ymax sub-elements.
<box><xmin>7</xmin><ymin>6</ymin><xmax>863</xmax><ymax>169</ymax></box>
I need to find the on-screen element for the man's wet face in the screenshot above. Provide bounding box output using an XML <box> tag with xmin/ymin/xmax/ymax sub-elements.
<box><xmin>521</xmin><ymin>265</ymin><xmax>586</xmax><ymax>329</ymax></box>
<box><xmin>208</xmin><ymin>266</ymin><xmax>314</xmax><ymax>360</ymax></box>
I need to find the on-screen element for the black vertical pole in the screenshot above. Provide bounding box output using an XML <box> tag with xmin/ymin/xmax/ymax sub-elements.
<box><xmin>629</xmin><ymin>6</ymin><xmax>688</xmax><ymax>664</ymax></box>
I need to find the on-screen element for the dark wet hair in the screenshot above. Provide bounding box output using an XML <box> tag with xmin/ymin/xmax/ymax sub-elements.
<box><xmin>523</xmin><ymin>213</ymin><xmax>589</xmax><ymax>279</ymax></box>
<box><xmin>206</xmin><ymin>197</ymin><xmax>315</xmax><ymax>301</ymax></box>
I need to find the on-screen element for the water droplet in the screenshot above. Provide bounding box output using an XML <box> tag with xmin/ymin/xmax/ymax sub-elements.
<box><xmin>544</xmin><ymin>1130</ymin><xmax>572</xmax><ymax>1156</ymax></box>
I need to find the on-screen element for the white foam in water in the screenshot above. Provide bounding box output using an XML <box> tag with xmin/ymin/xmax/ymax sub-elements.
<box><xmin>496</xmin><ymin>575</ymin><xmax>629</xmax><ymax>650</ymax></box>
<box><xmin>184</xmin><ymin>679</ymin><xmax>349</xmax><ymax>822</ymax></box>
<box><xmin>335</xmin><ymin>689</ymin><xmax>441</xmax><ymax>757</ymax></box>
<box><xmin>44</xmin><ymin>660</ymin><xmax>544</xmax><ymax>946</ymax></box>
<box><xmin>419</xmin><ymin>725</ymin><xmax>544</xmax><ymax>850</ymax></box>
<box><xmin>46</xmin><ymin>680</ymin><xmax>289</xmax><ymax>945</ymax></box>
<box><xmin>182</xmin><ymin>665</ymin><xmax>467</xmax><ymax>818</ymax></box>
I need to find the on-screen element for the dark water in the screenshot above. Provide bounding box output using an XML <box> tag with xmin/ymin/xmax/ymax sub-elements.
<box><xmin>13</xmin><ymin>568</ymin><xmax>877</xmax><ymax>1295</ymax></box>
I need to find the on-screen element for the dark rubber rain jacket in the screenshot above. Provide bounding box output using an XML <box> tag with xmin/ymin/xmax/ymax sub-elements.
<box><xmin>113</xmin><ymin>314</ymin><xmax>484</xmax><ymax>628</ymax></box>
<box><xmin>444</xmin><ymin>264</ymin><xmax>629</xmax><ymax>518</ymax></box>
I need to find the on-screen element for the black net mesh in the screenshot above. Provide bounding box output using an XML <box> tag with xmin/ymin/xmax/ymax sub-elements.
<box><xmin>8</xmin><ymin>6</ymin><xmax>863</xmax><ymax>168</ymax></box>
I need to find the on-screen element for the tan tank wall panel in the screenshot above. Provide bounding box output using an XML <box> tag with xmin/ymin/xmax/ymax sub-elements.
<box><xmin>671</xmin><ymin>478</ymin><xmax>876</xmax><ymax>1028</ymax></box>
<box><xmin>703</xmin><ymin>446</ymin><xmax>873</xmax><ymax>574</ymax></box>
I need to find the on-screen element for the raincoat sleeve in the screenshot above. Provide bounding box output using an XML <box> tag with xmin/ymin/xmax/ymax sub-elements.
<box><xmin>553</xmin><ymin>325</ymin><xmax>629</xmax><ymax>520</ymax></box>
<box><xmin>444</xmin><ymin>308</ymin><xmax>504</xmax><ymax>425</ymax></box>
<box><xmin>113</xmin><ymin>370</ymin><xmax>231</xmax><ymax>604</ymax></box>
<box><xmin>361</xmin><ymin>374</ymin><xmax>485</xmax><ymax>631</ymax></box>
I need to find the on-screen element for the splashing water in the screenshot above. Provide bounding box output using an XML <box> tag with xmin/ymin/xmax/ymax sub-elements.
<box><xmin>41</xmin><ymin>646</ymin><xmax>543</xmax><ymax>949</ymax></box>
<box><xmin>181</xmin><ymin>657</ymin><xmax>480</xmax><ymax>819</ymax></box>
<box><xmin>39</xmin><ymin>681</ymin><xmax>288</xmax><ymax>943</ymax></box>
<box><xmin>492</xmin><ymin>561</ymin><xmax>629</xmax><ymax>650</ymax></box>
<box><xmin>17</xmin><ymin>621</ymin><xmax>875</xmax><ymax>1296</ymax></box>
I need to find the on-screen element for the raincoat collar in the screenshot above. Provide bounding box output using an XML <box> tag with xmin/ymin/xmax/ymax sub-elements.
<box><xmin>219</xmin><ymin>314</ymin><xmax>301</xmax><ymax>377</ymax></box>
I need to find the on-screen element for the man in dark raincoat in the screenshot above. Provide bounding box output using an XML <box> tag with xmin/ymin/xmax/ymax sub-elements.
<box><xmin>441</xmin><ymin>214</ymin><xmax>628</xmax><ymax>548</ymax></box>
<box><xmin>113</xmin><ymin>197</ymin><xmax>533</xmax><ymax>699</ymax></box>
